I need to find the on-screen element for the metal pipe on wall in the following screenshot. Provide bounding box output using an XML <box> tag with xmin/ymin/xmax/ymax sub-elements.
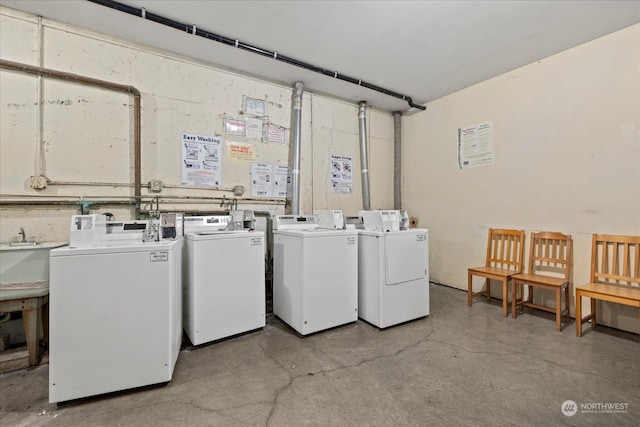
<box><xmin>393</xmin><ymin>111</ymin><xmax>402</xmax><ymax>210</ymax></box>
<box><xmin>36</xmin><ymin>16</ymin><xmax>45</xmax><ymax>179</ymax></box>
<box><xmin>358</xmin><ymin>101</ymin><xmax>371</xmax><ymax>211</ymax></box>
<box><xmin>88</xmin><ymin>0</ymin><xmax>426</xmax><ymax>111</ymax></box>
<box><xmin>0</xmin><ymin>59</ymin><xmax>143</xmax><ymax>217</ymax></box>
<box><xmin>287</xmin><ymin>81</ymin><xmax>304</xmax><ymax>215</ymax></box>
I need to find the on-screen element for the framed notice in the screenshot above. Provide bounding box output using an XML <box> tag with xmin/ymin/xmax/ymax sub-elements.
<box><xmin>224</xmin><ymin>118</ymin><xmax>247</xmax><ymax>137</ymax></box>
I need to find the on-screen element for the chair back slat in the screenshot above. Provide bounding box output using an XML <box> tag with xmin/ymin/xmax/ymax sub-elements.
<box><xmin>528</xmin><ymin>231</ymin><xmax>572</xmax><ymax>279</ymax></box>
<box><xmin>591</xmin><ymin>234</ymin><xmax>640</xmax><ymax>287</ymax></box>
<box><xmin>635</xmin><ymin>240</ymin><xmax>640</xmax><ymax>279</ymax></box>
<box><xmin>485</xmin><ymin>228</ymin><xmax>525</xmax><ymax>272</ymax></box>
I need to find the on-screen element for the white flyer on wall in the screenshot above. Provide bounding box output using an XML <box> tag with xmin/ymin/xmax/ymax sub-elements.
<box><xmin>251</xmin><ymin>163</ymin><xmax>289</xmax><ymax>198</ymax></box>
<box><xmin>274</xmin><ymin>164</ymin><xmax>290</xmax><ymax>198</ymax></box>
<box><xmin>181</xmin><ymin>132</ymin><xmax>222</xmax><ymax>187</ymax></box>
<box><xmin>246</xmin><ymin>117</ymin><xmax>264</xmax><ymax>140</ymax></box>
<box><xmin>251</xmin><ymin>163</ymin><xmax>272</xmax><ymax>197</ymax></box>
<box><xmin>458</xmin><ymin>120</ymin><xmax>494</xmax><ymax>169</ymax></box>
<box><xmin>267</xmin><ymin>124</ymin><xmax>287</xmax><ymax>144</ymax></box>
<box><xmin>244</xmin><ymin>97</ymin><xmax>266</xmax><ymax>117</ymax></box>
<box><xmin>330</xmin><ymin>154</ymin><xmax>353</xmax><ymax>193</ymax></box>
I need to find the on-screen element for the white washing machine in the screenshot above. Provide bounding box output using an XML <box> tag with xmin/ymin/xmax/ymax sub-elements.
<box><xmin>183</xmin><ymin>216</ymin><xmax>265</xmax><ymax>346</ymax></box>
<box><xmin>49</xmin><ymin>219</ymin><xmax>182</xmax><ymax>403</ymax></box>
<box><xmin>358</xmin><ymin>210</ymin><xmax>429</xmax><ymax>328</ymax></box>
<box><xmin>273</xmin><ymin>214</ymin><xmax>358</xmax><ymax>335</ymax></box>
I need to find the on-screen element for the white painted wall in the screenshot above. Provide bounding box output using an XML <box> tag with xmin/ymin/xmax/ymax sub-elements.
<box><xmin>311</xmin><ymin>97</ymin><xmax>394</xmax><ymax>214</ymax></box>
<box><xmin>404</xmin><ymin>24</ymin><xmax>640</xmax><ymax>333</ymax></box>
<box><xmin>0</xmin><ymin>7</ymin><xmax>393</xmax><ymax>244</ymax></box>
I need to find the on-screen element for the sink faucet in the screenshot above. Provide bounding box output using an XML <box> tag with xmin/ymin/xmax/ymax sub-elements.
<box><xmin>18</xmin><ymin>227</ymin><xmax>26</xmax><ymax>242</ymax></box>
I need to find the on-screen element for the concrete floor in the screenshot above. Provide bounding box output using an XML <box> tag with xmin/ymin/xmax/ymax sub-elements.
<box><xmin>1</xmin><ymin>284</ymin><xmax>638</xmax><ymax>427</ymax></box>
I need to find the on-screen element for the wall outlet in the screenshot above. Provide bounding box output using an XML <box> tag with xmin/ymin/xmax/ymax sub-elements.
<box><xmin>233</xmin><ymin>185</ymin><xmax>244</xmax><ymax>196</ymax></box>
<box><xmin>149</xmin><ymin>180</ymin><xmax>163</xmax><ymax>192</ymax></box>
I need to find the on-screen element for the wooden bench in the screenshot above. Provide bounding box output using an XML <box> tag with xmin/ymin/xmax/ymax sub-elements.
<box><xmin>575</xmin><ymin>234</ymin><xmax>640</xmax><ymax>338</ymax></box>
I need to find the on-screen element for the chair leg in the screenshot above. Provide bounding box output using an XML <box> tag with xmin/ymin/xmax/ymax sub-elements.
<box><xmin>22</xmin><ymin>307</ymin><xmax>40</xmax><ymax>366</ymax></box>
<box><xmin>486</xmin><ymin>279</ymin><xmax>491</xmax><ymax>302</ymax></box>
<box><xmin>564</xmin><ymin>285</ymin><xmax>570</xmax><ymax>323</ymax></box>
<box><xmin>555</xmin><ymin>287</ymin><xmax>561</xmax><ymax>332</ymax></box>
<box><xmin>502</xmin><ymin>279</ymin><xmax>508</xmax><ymax>317</ymax></box>
<box><xmin>511</xmin><ymin>281</ymin><xmax>518</xmax><ymax>319</ymax></box>
<box><xmin>41</xmin><ymin>299</ymin><xmax>49</xmax><ymax>346</ymax></box>
<box><xmin>467</xmin><ymin>271</ymin><xmax>473</xmax><ymax>306</ymax></box>
<box><xmin>576</xmin><ymin>292</ymin><xmax>583</xmax><ymax>337</ymax></box>
<box><xmin>591</xmin><ymin>299</ymin><xmax>597</xmax><ymax>330</ymax></box>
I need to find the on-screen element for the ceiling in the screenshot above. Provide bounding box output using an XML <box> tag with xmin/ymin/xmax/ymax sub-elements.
<box><xmin>1</xmin><ymin>0</ymin><xmax>639</xmax><ymax>112</ymax></box>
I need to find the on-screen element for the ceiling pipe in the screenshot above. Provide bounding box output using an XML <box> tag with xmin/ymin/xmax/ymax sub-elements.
<box><xmin>358</xmin><ymin>101</ymin><xmax>371</xmax><ymax>211</ymax></box>
<box><xmin>87</xmin><ymin>0</ymin><xmax>426</xmax><ymax>111</ymax></box>
<box><xmin>393</xmin><ymin>111</ymin><xmax>402</xmax><ymax>210</ymax></box>
<box><xmin>287</xmin><ymin>82</ymin><xmax>304</xmax><ymax>215</ymax></box>
<box><xmin>0</xmin><ymin>59</ymin><xmax>143</xmax><ymax>218</ymax></box>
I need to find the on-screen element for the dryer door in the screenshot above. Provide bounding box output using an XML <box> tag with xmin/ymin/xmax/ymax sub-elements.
<box><xmin>384</xmin><ymin>231</ymin><xmax>428</xmax><ymax>285</ymax></box>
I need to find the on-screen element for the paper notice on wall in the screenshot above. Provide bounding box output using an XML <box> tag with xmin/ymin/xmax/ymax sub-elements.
<box><xmin>330</xmin><ymin>154</ymin><xmax>353</xmax><ymax>193</ymax></box>
<box><xmin>227</xmin><ymin>142</ymin><xmax>257</xmax><ymax>162</ymax></box>
<box><xmin>251</xmin><ymin>163</ymin><xmax>289</xmax><ymax>198</ymax></box>
<box><xmin>274</xmin><ymin>164</ymin><xmax>290</xmax><ymax>198</ymax></box>
<box><xmin>244</xmin><ymin>97</ymin><xmax>266</xmax><ymax>117</ymax></box>
<box><xmin>458</xmin><ymin>120</ymin><xmax>494</xmax><ymax>169</ymax></box>
<box><xmin>251</xmin><ymin>163</ymin><xmax>272</xmax><ymax>197</ymax></box>
<box><xmin>181</xmin><ymin>132</ymin><xmax>222</xmax><ymax>187</ymax></box>
<box><xmin>246</xmin><ymin>117</ymin><xmax>264</xmax><ymax>140</ymax></box>
<box><xmin>267</xmin><ymin>124</ymin><xmax>287</xmax><ymax>144</ymax></box>
<box><xmin>224</xmin><ymin>118</ymin><xmax>247</xmax><ymax>137</ymax></box>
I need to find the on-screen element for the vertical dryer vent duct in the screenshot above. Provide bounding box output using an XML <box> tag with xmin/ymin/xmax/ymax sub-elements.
<box><xmin>287</xmin><ymin>81</ymin><xmax>304</xmax><ymax>215</ymax></box>
<box><xmin>358</xmin><ymin>101</ymin><xmax>371</xmax><ymax>211</ymax></box>
<box><xmin>393</xmin><ymin>111</ymin><xmax>402</xmax><ymax>210</ymax></box>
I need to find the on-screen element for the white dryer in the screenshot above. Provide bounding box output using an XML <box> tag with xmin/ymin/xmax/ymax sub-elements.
<box><xmin>49</xmin><ymin>219</ymin><xmax>183</xmax><ymax>403</ymax></box>
<box><xmin>272</xmin><ymin>214</ymin><xmax>358</xmax><ymax>335</ymax></box>
<box><xmin>183</xmin><ymin>216</ymin><xmax>265</xmax><ymax>346</ymax></box>
<box><xmin>358</xmin><ymin>210</ymin><xmax>429</xmax><ymax>328</ymax></box>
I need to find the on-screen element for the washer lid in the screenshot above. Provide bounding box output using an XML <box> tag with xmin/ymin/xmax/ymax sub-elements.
<box><xmin>273</xmin><ymin>229</ymin><xmax>357</xmax><ymax>238</ymax></box>
<box><xmin>186</xmin><ymin>230</ymin><xmax>264</xmax><ymax>241</ymax></box>
<box><xmin>50</xmin><ymin>238</ymin><xmax>182</xmax><ymax>256</ymax></box>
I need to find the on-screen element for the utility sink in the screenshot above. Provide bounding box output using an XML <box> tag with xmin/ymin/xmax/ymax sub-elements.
<box><xmin>8</xmin><ymin>241</ymin><xmax>38</xmax><ymax>247</ymax></box>
<box><xmin>0</xmin><ymin>242</ymin><xmax>67</xmax><ymax>284</ymax></box>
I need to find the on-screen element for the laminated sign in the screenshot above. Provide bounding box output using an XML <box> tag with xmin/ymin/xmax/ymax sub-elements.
<box><xmin>181</xmin><ymin>132</ymin><xmax>222</xmax><ymax>187</ymax></box>
<box><xmin>330</xmin><ymin>154</ymin><xmax>353</xmax><ymax>193</ymax></box>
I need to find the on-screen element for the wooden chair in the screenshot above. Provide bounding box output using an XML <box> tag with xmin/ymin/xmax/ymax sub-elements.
<box><xmin>575</xmin><ymin>234</ymin><xmax>640</xmax><ymax>338</ymax></box>
<box><xmin>468</xmin><ymin>228</ymin><xmax>525</xmax><ymax>317</ymax></box>
<box><xmin>511</xmin><ymin>232</ymin><xmax>572</xmax><ymax>331</ymax></box>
